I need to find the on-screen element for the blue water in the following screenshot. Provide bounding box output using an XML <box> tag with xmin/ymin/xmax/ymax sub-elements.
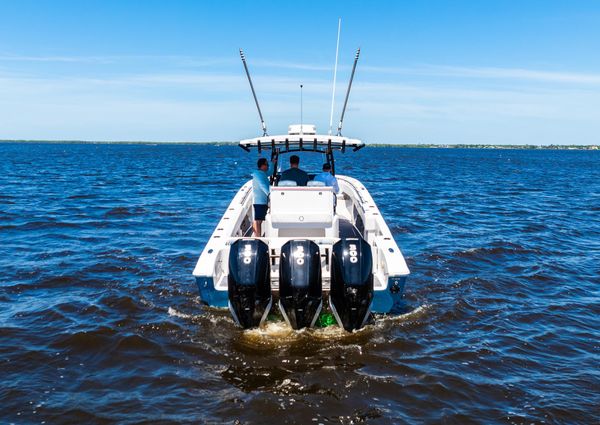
<box><xmin>1</xmin><ymin>143</ymin><xmax>599</xmax><ymax>424</ymax></box>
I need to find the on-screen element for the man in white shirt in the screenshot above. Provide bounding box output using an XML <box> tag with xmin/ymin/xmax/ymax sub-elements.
<box><xmin>313</xmin><ymin>163</ymin><xmax>339</xmax><ymax>193</ymax></box>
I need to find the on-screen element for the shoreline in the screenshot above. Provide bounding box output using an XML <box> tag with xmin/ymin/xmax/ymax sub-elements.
<box><xmin>0</xmin><ymin>140</ymin><xmax>598</xmax><ymax>150</ymax></box>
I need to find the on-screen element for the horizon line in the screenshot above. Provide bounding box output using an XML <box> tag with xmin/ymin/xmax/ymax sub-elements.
<box><xmin>1</xmin><ymin>139</ymin><xmax>598</xmax><ymax>149</ymax></box>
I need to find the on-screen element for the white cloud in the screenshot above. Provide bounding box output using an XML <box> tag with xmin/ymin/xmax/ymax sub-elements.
<box><xmin>4</xmin><ymin>53</ymin><xmax>599</xmax><ymax>86</ymax></box>
<box><xmin>357</xmin><ymin>64</ymin><xmax>600</xmax><ymax>86</ymax></box>
<box><xmin>0</xmin><ymin>55</ymin><xmax>110</xmax><ymax>63</ymax></box>
<box><xmin>0</xmin><ymin>59</ymin><xmax>599</xmax><ymax>144</ymax></box>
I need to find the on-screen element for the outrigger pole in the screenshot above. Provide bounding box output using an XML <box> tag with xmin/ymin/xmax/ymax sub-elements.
<box><xmin>328</xmin><ymin>18</ymin><xmax>341</xmax><ymax>136</ymax></box>
<box><xmin>336</xmin><ymin>47</ymin><xmax>360</xmax><ymax>136</ymax></box>
<box><xmin>240</xmin><ymin>49</ymin><xmax>268</xmax><ymax>136</ymax></box>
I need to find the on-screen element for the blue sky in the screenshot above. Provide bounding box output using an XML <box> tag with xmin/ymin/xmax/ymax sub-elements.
<box><xmin>1</xmin><ymin>1</ymin><xmax>599</xmax><ymax>144</ymax></box>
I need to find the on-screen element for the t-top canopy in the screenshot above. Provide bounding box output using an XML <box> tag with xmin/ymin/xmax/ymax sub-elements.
<box><xmin>239</xmin><ymin>134</ymin><xmax>365</xmax><ymax>154</ymax></box>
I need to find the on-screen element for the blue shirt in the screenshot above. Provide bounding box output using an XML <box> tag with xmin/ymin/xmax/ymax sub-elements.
<box><xmin>252</xmin><ymin>169</ymin><xmax>270</xmax><ymax>205</ymax></box>
<box><xmin>280</xmin><ymin>167</ymin><xmax>309</xmax><ymax>186</ymax></box>
<box><xmin>313</xmin><ymin>171</ymin><xmax>339</xmax><ymax>193</ymax></box>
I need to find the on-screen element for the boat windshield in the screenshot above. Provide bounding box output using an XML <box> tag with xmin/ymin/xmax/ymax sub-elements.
<box><xmin>275</xmin><ymin>152</ymin><xmax>329</xmax><ymax>176</ymax></box>
<box><xmin>239</xmin><ymin>134</ymin><xmax>364</xmax><ymax>182</ymax></box>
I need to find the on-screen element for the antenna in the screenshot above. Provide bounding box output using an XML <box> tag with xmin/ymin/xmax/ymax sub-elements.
<box><xmin>239</xmin><ymin>49</ymin><xmax>268</xmax><ymax>136</ymax></box>
<box><xmin>336</xmin><ymin>47</ymin><xmax>360</xmax><ymax>136</ymax></box>
<box><xmin>300</xmin><ymin>84</ymin><xmax>303</xmax><ymax>135</ymax></box>
<box><xmin>328</xmin><ymin>18</ymin><xmax>341</xmax><ymax>136</ymax></box>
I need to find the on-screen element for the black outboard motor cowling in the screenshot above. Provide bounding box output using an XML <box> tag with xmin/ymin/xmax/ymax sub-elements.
<box><xmin>330</xmin><ymin>238</ymin><xmax>374</xmax><ymax>332</ymax></box>
<box><xmin>279</xmin><ymin>240</ymin><xmax>322</xmax><ymax>329</ymax></box>
<box><xmin>228</xmin><ymin>239</ymin><xmax>272</xmax><ymax>329</ymax></box>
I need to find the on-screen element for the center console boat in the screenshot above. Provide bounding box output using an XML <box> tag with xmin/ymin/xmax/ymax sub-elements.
<box><xmin>192</xmin><ymin>48</ymin><xmax>410</xmax><ymax>331</ymax></box>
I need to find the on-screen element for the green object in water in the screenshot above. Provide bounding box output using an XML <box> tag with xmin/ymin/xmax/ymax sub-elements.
<box><xmin>266</xmin><ymin>313</ymin><xmax>279</xmax><ymax>322</ymax></box>
<box><xmin>318</xmin><ymin>312</ymin><xmax>336</xmax><ymax>327</ymax></box>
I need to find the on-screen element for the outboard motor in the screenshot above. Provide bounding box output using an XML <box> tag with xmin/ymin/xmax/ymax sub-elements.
<box><xmin>227</xmin><ymin>239</ymin><xmax>272</xmax><ymax>329</ymax></box>
<box><xmin>278</xmin><ymin>240</ymin><xmax>323</xmax><ymax>329</ymax></box>
<box><xmin>330</xmin><ymin>238</ymin><xmax>374</xmax><ymax>331</ymax></box>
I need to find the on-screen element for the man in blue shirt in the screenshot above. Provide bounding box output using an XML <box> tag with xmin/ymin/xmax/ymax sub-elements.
<box><xmin>313</xmin><ymin>163</ymin><xmax>339</xmax><ymax>193</ymax></box>
<box><xmin>252</xmin><ymin>158</ymin><xmax>270</xmax><ymax>236</ymax></box>
<box><xmin>280</xmin><ymin>155</ymin><xmax>309</xmax><ymax>186</ymax></box>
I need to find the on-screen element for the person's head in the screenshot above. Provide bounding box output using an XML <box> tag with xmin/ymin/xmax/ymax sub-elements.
<box><xmin>289</xmin><ymin>155</ymin><xmax>300</xmax><ymax>168</ymax></box>
<box><xmin>257</xmin><ymin>157</ymin><xmax>268</xmax><ymax>171</ymax></box>
<box><xmin>322</xmin><ymin>163</ymin><xmax>332</xmax><ymax>173</ymax></box>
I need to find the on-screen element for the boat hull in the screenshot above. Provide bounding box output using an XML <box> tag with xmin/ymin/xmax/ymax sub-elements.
<box><xmin>195</xmin><ymin>275</ymin><xmax>407</xmax><ymax>313</ymax></box>
<box><xmin>192</xmin><ymin>174</ymin><xmax>410</xmax><ymax>327</ymax></box>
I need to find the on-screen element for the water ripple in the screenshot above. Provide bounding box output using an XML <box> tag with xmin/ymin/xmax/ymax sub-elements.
<box><xmin>0</xmin><ymin>143</ymin><xmax>599</xmax><ymax>424</ymax></box>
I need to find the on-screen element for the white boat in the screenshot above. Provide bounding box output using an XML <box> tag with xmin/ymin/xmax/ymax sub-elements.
<box><xmin>192</xmin><ymin>47</ymin><xmax>410</xmax><ymax>331</ymax></box>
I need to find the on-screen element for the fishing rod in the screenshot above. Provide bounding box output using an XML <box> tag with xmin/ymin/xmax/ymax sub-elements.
<box><xmin>336</xmin><ymin>47</ymin><xmax>360</xmax><ymax>136</ymax></box>
<box><xmin>300</xmin><ymin>84</ymin><xmax>303</xmax><ymax>135</ymax></box>
<box><xmin>239</xmin><ymin>49</ymin><xmax>268</xmax><ymax>136</ymax></box>
<box><xmin>328</xmin><ymin>18</ymin><xmax>342</xmax><ymax>136</ymax></box>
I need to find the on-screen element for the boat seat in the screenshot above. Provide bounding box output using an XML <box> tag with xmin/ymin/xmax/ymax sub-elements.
<box><xmin>278</xmin><ymin>180</ymin><xmax>297</xmax><ymax>187</ymax></box>
<box><xmin>269</xmin><ymin>186</ymin><xmax>337</xmax><ymax>237</ymax></box>
<box><xmin>307</xmin><ymin>180</ymin><xmax>325</xmax><ymax>187</ymax></box>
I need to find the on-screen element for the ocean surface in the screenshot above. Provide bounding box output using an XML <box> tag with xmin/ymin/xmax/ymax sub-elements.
<box><xmin>1</xmin><ymin>143</ymin><xmax>598</xmax><ymax>424</ymax></box>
